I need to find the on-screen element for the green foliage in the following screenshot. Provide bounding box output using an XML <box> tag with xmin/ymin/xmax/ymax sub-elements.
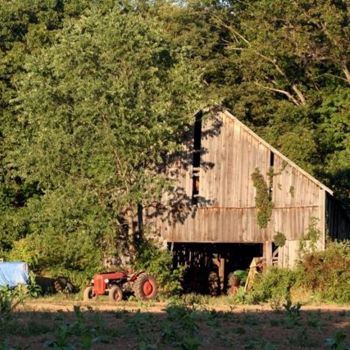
<box><xmin>283</xmin><ymin>299</ymin><xmax>302</xmax><ymax>326</ymax></box>
<box><xmin>301</xmin><ymin>241</ymin><xmax>350</xmax><ymax>303</ymax></box>
<box><xmin>249</xmin><ymin>241</ymin><xmax>350</xmax><ymax>305</ymax></box>
<box><xmin>161</xmin><ymin>304</ymin><xmax>201</xmax><ymax>349</ymax></box>
<box><xmin>251</xmin><ymin>168</ymin><xmax>273</xmax><ymax>228</ymax></box>
<box><xmin>0</xmin><ymin>1</ymin><xmax>202</xmax><ymax>278</ymax></box>
<box><xmin>273</xmin><ymin>232</ymin><xmax>286</xmax><ymax>247</ymax></box>
<box><xmin>299</xmin><ymin>217</ymin><xmax>321</xmax><ymax>256</ymax></box>
<box><xmin>0</xmin><ymin>285</ymin><xmax>26</xmax><ymax>318</ymax></box>
<box><xmin>249</xmin><ymin>268</ymin><xmax>299</xmax><ymax>306</ymax></box>
<box><xmin>0</xmin><ymin>0</ymin><xmax>349</xmax><ymax>284</ymax></box>
<box><xmin>134</xmin><ymin>240</ymin><xmax>185</xmax><ymax>295</ymax></box>
<box><xmin>325</xmin><ymin>332</ymin><xmax>348</xmax><ymax>350</ymax></box>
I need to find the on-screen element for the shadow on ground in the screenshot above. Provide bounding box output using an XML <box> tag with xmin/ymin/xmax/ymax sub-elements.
<box><xmin>1</xmin><ymin>302</ymin><xmax>350</xmax><ymax>349</ymax></box>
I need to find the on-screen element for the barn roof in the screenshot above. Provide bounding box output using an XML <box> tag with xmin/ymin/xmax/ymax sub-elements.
<box><xmin>221</xmin><ymin>109</ymin><xmax>333</xmax><ymax>195</ymax></box>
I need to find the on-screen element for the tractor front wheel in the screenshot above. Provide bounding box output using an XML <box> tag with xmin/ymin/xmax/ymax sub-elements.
<box><xmin>109</xmin><ymin>285</ymin><xmax>123</xmax><ymax>302</ymax></box>
<box><xmin>83</xmin><ymin>286</ymin><xmax>94</xmax><ymax>301</ymax></box>
<box><xmin>133</xmin><ymin>273</ymin><xmax>157</xmax><ymax>300</ymax></box>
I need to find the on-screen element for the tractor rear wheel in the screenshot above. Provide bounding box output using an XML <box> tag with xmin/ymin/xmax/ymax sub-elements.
<box><xmin>133</xmin><ymin>273</ymin><xmax>157</xmax><ymax>300</ymax></box>
<box><xmin>83</xmin><ymin>286</ymin><xmax>94</xmax><ymax>301</ymax></box>
<box><xmin>109</xmin><ymin>285</ymin><xmax>123</xmax><ymax>302</ymax></box>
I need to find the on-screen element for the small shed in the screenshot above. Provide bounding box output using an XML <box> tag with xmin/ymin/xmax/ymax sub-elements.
<box><xmin>146</xmin><ymin>109</ymin><xmax>350</xmax><ymax>271</ymax></box>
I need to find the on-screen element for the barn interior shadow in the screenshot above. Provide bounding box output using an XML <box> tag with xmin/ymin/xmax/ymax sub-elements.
<box><xmin>2</xmin><ymin>304</ymin><xmax>350</xmax><ymax>349</ymax></box>
<box><xmin>145</xmin><ymin>111</ymin><xmax>222</xmax><ymax>226</ymax></box>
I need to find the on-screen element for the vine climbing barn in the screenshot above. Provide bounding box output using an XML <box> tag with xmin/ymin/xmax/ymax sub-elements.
<box><xmin>145</xmin><ymin>109</ymin><xmax>350</xmax><ymax>269</ymax></box>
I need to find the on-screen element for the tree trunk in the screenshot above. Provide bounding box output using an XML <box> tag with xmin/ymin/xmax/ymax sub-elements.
<box><xmin>126</xmin><ymin>208</ymin><xmax>136</xmax><ymax>258</ymax></box>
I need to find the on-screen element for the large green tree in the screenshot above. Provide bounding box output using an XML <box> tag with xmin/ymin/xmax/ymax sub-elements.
<box><xmin>0</xmin><ymin>0</ymin><xmax>93</xmax><ymax>258</ymax></box>
<box><xmin>1</xmin><ymin>2</ymin><xmax>202</xmax><ymax>277</ymax></box>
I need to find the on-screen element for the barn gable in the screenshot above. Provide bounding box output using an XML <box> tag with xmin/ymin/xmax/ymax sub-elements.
<box><xmin>146</xmin><ymin>109</ymin><xmax>350</xmax><ymax>265</ymax></box>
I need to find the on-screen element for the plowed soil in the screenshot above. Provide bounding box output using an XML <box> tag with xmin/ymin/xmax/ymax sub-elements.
<box><xmin>1</xmin><ymin>299</ymin><xmax>350</xmax><ymax>349</ymax></box>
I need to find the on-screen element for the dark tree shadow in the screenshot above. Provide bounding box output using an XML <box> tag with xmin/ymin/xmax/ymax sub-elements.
<box><xmin>2</xmin><ymin>304</ymin><xmax>350</xmax><ymax>349</ymax></box>
<box><xmin>145</xmin><ymin>111</ymin><xmax>223</xmax><ymax>227</ymax></box>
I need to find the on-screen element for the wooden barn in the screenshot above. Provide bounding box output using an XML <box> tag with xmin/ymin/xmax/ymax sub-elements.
<box><xmin>145</xmin><ymin>109</ymin><xmax>350</xmax><ymax>291</ymax></box>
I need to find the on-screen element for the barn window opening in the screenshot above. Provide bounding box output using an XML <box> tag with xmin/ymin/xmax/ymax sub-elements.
<box><xmin>192</xmin><ymin>112</ymin><xmax>202</xmax><ymax>204</ymax></box>
<box><xmin>270</xmin><ymin>151</ymin><xmax>275</xmax><ymax>168</ymax></box>
<box><xmin>269</xmin><ymin>151</ymin><xmax>275</xmax><ymax>198</ymax></box>
<box><xmin>193</xmin><ymin>112</ymin><xmax>202</xmax><ymax>167</ymax></box>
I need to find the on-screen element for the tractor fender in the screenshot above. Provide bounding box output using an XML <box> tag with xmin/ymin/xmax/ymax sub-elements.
<box><xmin>129</xmin><ymin>271</ymin><xmax>145</xmax><ymax>282</ymax></box>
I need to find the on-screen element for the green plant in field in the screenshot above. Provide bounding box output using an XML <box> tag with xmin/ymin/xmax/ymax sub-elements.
<box><xmin>161</xmin><ymin>304</ymin><xmax>201</xmax><ymax>349</ymax></box>
<box><xmin>263</xmin><ymin>342</ymin><xmax>277</xmax><ymax>350</ymax></box>
<box><xmin>325</xmin><ymin>332</ymin><xmax>348</xmax><ymax>350</ymax></box>
<box><xmin>125</xmin><ymin>311</ymin><xmax>158</xmax><ymax>345</ymax></box>
<box><xmin>307</xmin><ymin>311</ymin><xmax>321</xmax><ymax>329</ymax></box>
<box><xmin>0</xmin><ymin>340</ymin><xmax>27</xmax><ymax>350</ymax></box>
<box><xmin>47</xmin><ymin>324</ymin><xmax>74</xmax><ymax>350</ymax></box>
<box><xmin>288</xmin><ymin>326</ymin><xmax>316</xmax><ymax>347</ymax></box>
<box><xmin>181</xmin><ymin>336</ymin><xmax>201</xmax><ymax>350</ymax></box>
<box><xmin>137</xmin><ymin>342</ymin><xmax>157</xmax><ymax>350</ymax></box>
<box><xmin>0</xmin><ymin>286</ymin><xmax>27</xmax><ymax>319</ymax></box>
<box><xmin>283</xmin><ymin>299</ymin><xmax>301</xmax><ymax>326</ymax></box>
<box><xmin>45</xmin><ymin>305</ymin><xmax>115</xmax><ymax>350</ymax></box>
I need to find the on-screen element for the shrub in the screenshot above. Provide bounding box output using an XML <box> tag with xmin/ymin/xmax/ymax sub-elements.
<box><xmin>300</xmin><ymin>241</ymin><xmax>350</xmax><ymax>303</ymax></box>
<box><xmin>0</xmin><ymin>286</ymin><xmax>27</xmax><ymax>319</ymax></box>
<box><xmin>249</xmin><ymin>268</ymin><xmax>300</xmax><ymax>305</ymax></box>
<box><xmin>134</xmin><ymin>239</ymin><xmax>185</xmax><ymax>295</ymax></box>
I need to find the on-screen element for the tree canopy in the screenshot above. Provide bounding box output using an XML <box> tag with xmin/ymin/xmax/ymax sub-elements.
<box><xmin>0</xmin><ymin>0</ymin><xmax>349</xmax><ymax>281</ymax></box>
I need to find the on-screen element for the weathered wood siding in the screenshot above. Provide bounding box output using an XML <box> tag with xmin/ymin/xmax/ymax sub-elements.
<box><xmin>147</xmin><ymin>110</ymin><xmax>331</xmax><ymax>244</ymax></box>
<box><xmin>271</xmin><ymin>155</ymin><xmax>324</xmax><ymax>244</ymax></box>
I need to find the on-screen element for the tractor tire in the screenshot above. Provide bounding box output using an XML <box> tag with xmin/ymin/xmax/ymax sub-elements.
<box><xmin>133</xmin><ymin>273</ymin><xmax>157</xmax><ymax>300</ymax></box>
<box><xmin>109</xmin><ymin>285</ymin><xmax>123</xmax><ymax>302</ymax></box>
<box><xmin>83</xmin><ymin>286</ymin><xmax>94</xmax><ymax>301</ymax></box>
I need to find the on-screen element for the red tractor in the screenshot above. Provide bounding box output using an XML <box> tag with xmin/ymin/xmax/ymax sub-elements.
<box><xmin>83</xmin><ymin>271</ymin><xmax>157</xmax><ymax>302</ymax></box>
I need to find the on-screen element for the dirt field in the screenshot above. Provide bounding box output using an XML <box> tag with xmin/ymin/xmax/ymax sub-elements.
<box><xmin>1</xmin><ymin>299</ymin><xmax>350</xmax><ymax>349</ymax></box>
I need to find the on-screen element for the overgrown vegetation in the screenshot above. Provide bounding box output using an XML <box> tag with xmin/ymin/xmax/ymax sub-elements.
<box><xmin>248</xmin><ymin>241</ymin><xmax>350</xmax><ymax>305</ymax></box>
<box><xmin>273</xmin><ymin>232</ymin><xmax>286</xmax><ymax>247</ymax></box>
<box><xmin>134</xmin><ymin>240</ymin><xmax>185</xmax><ymax>295</ymax></box>
<box><xmin>251</xmin><ymin>168</ymin><xmax>273</xmax><ymax>228</ymax></box>
<box><xmin>249</xmin><ymin>268</ymin><xmax>298</xmax><ymax>307</ymax></box>
<box><xmin>0</xmin><ymin>0</ymin><xmax>349</xmax><ymax>285</ymax></box>
<box><xmin>0</xmin><ymin>275</ymin><xmax>40</xmax><ymax>319</ymax></box>
<box><xmin>301</xmin><ymin>241</ymin><xmax>350</xmax><ymax>303</ymax></box>
<box><xmin>299</xmin><ymin>217</ymin><xmax>321</xmax><ymax>256</ymax></box>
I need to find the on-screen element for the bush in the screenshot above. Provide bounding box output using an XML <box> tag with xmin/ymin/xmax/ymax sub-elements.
<box><xmin>134</xmin><ymin>240</ymin><xmax>185</xmax><ymax>296</ymax></box>
<box><xmin>300</xmin><ymin>241</ymin><xmax>350</xmax><ymax>303</ymax></box>
<box><xmin>249</xmin><ymin>267</ymin><xmax>300</xmax><ymax>305</ymax></box>
<box><xmin>248</xmin><ymin>241</ymin><xmax>350</xmax><ymax>306</ymax></box>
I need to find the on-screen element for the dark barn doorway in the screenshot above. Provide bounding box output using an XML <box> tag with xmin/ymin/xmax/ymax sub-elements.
<box><xmin>169</xmin><ymin>243</ymin><xmax>263</xmax><ymax>295</ymax></box>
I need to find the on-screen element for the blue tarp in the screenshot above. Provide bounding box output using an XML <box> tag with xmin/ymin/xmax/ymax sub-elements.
<box><xmin>0</xmin><ymin>262</ymin><xmax>29</xmax><ymax>288</ymax></box>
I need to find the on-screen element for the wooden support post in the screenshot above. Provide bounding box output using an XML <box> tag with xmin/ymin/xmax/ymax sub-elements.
<box><xmin>218</xmin><ymin>256</ymin><xmax>225</xmax><ymax>292</ymax></box>
<box><xmin>212</xmin><ymin>256</ymin><xmax>225</xmax><ymax>294</ymax></box>
<box><xmin>264</xmin><ymin>241</ymin><xmax>273</xmax><ymax>268</ymax></box>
